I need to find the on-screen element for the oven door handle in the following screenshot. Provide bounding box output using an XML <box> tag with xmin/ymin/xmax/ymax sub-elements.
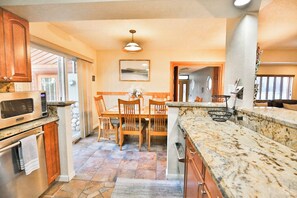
<box><xmin>0</xmin><ymin>131</ymin><xmax>44</xmax><ymax>153</ymax></box>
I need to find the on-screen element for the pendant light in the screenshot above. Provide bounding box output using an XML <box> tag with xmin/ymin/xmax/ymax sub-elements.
<box><xmin>234</xmin><ymin>0</ymin><xmax>251</xmax><ymax>8</ymax></box>
<box><xmin>123</xmin><ymin>29</ymin><xmax>142</xmax><ymax>52</ymax></box>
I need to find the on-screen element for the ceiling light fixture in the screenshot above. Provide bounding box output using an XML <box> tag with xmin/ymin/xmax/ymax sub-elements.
<box><xmin>123</xmin><ymin>29</ymin><xmax>142</xmax><ymax>52</ymax></box>
<box><xmin>234</xmin><ymin>0</ymin><xmax>251</xmax><ymax>8</ymax></box>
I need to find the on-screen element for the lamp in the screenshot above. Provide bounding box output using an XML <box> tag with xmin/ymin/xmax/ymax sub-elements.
<box><xmin>234</xmin><ymin>0</ymin><xmax>251</xmax><ymax>8</ymax></box>
<box><xmin>123</xmin><ymin>29</ymin><xmax>142</xmax><ymax>52</ymax></box>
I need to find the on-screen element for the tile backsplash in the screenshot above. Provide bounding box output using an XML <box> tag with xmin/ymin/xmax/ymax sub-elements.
<box><xmin>0</xmin><ymin>82</ymin><xmax>15</xmax><ymax>93</ymax></box>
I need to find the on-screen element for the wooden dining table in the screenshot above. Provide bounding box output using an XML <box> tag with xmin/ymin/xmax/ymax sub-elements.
<box><xmin>101</xmin><ymin>106</ymin><xmax>167</xmax><ymax>118</ymax></box>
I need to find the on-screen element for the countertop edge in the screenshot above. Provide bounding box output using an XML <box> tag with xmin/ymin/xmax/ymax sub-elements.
<box><xmin>0</xmin><ymin>116</ymin><xmax>59</xmax><ymax>140</ymax></box>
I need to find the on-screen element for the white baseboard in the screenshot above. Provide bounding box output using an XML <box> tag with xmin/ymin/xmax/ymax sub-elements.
<box><xmin>57</xmin><ymin>170</ymin><xmax>75</xmax><ymax>182</ymax></box>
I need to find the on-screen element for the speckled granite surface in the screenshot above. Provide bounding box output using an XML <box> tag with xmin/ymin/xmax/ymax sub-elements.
<box><xmin>236</xmin><ymin>107</ymin><xmax>297</xmax><ymax>150</ymax></box>
<box><xmin>47</xmin><ymin>101</ymin><xmax>75</xmax><ymax>106</ymax></box>
<box><xmin>240</xmin><ymin>107</ymin><xmax>297</xmax><ymax>129</ymax></box>
<box><xmin>166</xmin><ymin>102</ymin><xmax>225</xmax><ymax>108</ymax></box>
<box><xmin>0</xmin><ymin>116</ymin><xmax>59</xmax><ymax>140</ymax></box>
<box><xmin>178</xmin><ymin>109</ymin><xmax>297</xmax><ymax>198</ymax></box>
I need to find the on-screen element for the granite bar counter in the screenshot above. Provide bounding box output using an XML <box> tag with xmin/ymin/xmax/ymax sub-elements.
<box><xmin>236</xmin><ymin>107</ymin><xmax>297</xmax><ymax>150</ymax></box>
<box><xmin>179</xmin><ymin>112</ymin><xmax>297</xmax><ymax>197</ymax></box>
<box><xmin>0</xmin><ymin>116</ymin><xmax>59</xmax><ymax>140</ymax></box>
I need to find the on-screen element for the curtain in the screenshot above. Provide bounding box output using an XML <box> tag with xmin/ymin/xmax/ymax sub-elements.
<box><xmin>77</xmin><ymin>59</ymin><xmax>93</xmax><ymax>137</ymax></box>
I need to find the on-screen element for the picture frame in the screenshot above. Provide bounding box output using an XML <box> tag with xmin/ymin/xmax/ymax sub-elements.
<box><xmin>119</xmin><ymin>59</ymin><xmax>150</xmax><ymax>81</ymax></box>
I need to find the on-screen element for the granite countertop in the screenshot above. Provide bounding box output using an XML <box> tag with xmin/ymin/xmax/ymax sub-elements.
<box><xmin>166</xmin><ymin>102</ymin><xmax>225</xmax><ymax>108</ymax></box>
<box><xmin>239</xmin><ymin>107</ymin><xmax>297</xmax><ymax>129</ymax></box>
<box><xmin>179</xmin><ymin>114</ymin><xmax>297</xmax><ymax>197</ymax></box>
<box><xmin>0</xmin><ymin>116</ymin><xmax>59</xmax><ymax>140</ymax></box>
<box><xmin>47</xmin><ymin>101</ymin><xmax>75</xmax><ymax>106</ymax></box>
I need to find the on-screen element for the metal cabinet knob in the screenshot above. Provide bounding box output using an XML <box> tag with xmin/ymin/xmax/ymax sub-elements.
<box><xmin>9</xmin><ymin>76</ymin><xmax>13</xmax><ymax>80</ymax></box>
<box><xmin>3</xmin><ymin>76</ymin><xmax>8</xmax><ymax>80</ymax></box>
<box><xmin>201</xmin><ymin>190</ymin><xmax>207</xmax><ymax>197</ymax></box>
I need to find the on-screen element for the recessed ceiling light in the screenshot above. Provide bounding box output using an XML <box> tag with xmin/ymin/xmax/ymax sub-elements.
<box><xmin>234</xmin><ymin>0</ymin><xmax>251</xmax><ymax>7</ymax></box>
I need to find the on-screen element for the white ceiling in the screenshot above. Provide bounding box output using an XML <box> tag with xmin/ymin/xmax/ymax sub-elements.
<box><xmin>1</xmin><ymin>0</ymin><xmax>297</xmax><ymax>50</ymax></box>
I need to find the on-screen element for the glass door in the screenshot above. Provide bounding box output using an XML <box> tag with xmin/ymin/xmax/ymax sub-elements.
<box><xmin>66</xmin><ymin>59</ymin><xmax>81</xmax><ymax>141</ymax></box>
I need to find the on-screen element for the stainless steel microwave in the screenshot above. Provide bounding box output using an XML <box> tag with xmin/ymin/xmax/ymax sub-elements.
<box><xmin>0</xmin><ymin>91</ymin><xmax>48</xmax><ymax>129</ymax></box>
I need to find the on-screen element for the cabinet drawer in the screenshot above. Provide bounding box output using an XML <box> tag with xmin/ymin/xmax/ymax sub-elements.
<box><xmin>186</xmin><ymin>137</ymin><xmax>203</xmax><ymax>175</ymax></box>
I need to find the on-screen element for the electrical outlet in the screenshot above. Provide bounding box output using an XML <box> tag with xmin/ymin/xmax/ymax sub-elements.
<box><xmin>237</xmin><ymin>116</ymin><xmax>243</xmax><ymax>121</ymax></box>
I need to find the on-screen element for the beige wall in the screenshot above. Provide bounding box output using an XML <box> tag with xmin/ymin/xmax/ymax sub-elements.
<box><xmin>261</xmin><ymin>49</ymin><xmax>297</xmax><ymax>63</ymax></box>
<box><xmin>96</xmin><ymin>49</ymin><xmax>225</xmax><ymax>107</ymax></box>
<box><xmin>258</xmin><ymin>64</ymin><xmax>297</xmax><ymax>99</ymax></box>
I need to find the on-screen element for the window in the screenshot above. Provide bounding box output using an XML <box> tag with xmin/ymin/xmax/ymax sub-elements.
<box><xmin>179</xmin><ymin>75</ymin><xmax>189</xmax><ymax>80</ymax></box>
<box><xmin>256</xmin><ymin>75</ymin><xmax>294</xmax><ymax>100</ymax></box>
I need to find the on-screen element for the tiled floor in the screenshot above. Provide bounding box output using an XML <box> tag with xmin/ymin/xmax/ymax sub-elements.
<box><xmin>41</xmin><ymin>133</ymin><xmax>167</xmax><ymax>198</ymax></box>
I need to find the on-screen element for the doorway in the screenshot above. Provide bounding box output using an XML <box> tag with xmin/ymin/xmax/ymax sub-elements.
<box><xmin>170</xmin><ymin>62</ymin><xmax>224</xmax><ymax>102</ymax></box>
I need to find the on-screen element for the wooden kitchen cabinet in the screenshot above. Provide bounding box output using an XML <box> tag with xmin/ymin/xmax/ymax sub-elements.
<box><xmin>184</xmin><ymin>136</ymin><xmax>223</xmax><ymax>198</ymax></box>
<box><xmin>43</xmin><ymin>122</ymin><xmax>60</xmax><ymax>184</ymax></box>
<box><xmin>0</xmin><ymin>8</ymin><xmax>31</xmax><ymax>82</ymax></box>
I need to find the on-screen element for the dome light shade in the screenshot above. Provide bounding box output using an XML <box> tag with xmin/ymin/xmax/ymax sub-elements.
<box><xmin>234</xmin><ymin>0</ymin><xmax>251</xmax><ymax>7</ymax></box>
<box><xmin>123</xmin><ymin>30</ymin><xmax>142</xmax><ymax>52</ymax></box>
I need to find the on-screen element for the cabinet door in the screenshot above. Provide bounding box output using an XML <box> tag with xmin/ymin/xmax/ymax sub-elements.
<box><xmin>185</xmin><ymin>149</ymin><xmax>204</xmax><ymax>198</ymax></box>
<box><xmin>204</xmin><ymin>167</ymin><xmax>223</xmax><ymax>198</ymax></box>
<box><xmin>3</xmin><ymin>10</ymin><xmax>31</xmax><ymax>82</ymax></box>
<box><xmin>0</xmin><ymin>9</ymin><xmax>6</xmax><ymax>79</ymax></box>
<box><xmin>44</xmin><ymin>122</ymin><xmax>60</xmax><ymax>184</ymax></box>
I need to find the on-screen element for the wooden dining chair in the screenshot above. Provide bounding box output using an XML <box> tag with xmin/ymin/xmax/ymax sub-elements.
<box><xmin>194</xmin><ymin>96</ymin><xmax>203</xmax><ymax>102</ymax></box>
<box><xmin>118</xmin><ymin>99</ymin><xmax>144</xmax><ymax>151</ymax></box>
<box><xmin>94</xmin><ymin>95</ymin><xmax>118</xmax><ymax>143</ymax></box>
<box><xmin>148</xmin><ymin>99</ymin><xmax>167</xmax><ymax>151</ymax></box>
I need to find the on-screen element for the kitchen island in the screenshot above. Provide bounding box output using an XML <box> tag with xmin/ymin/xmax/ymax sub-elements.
<box><xmin>168</xmin><ymin>102</ymin><xmax>297</xmax><ymax>197</ymax></box>
<box><xmin>180</xmin><ymin>112</ymin><xmax>297</xmax><ymax>197</ymax></box>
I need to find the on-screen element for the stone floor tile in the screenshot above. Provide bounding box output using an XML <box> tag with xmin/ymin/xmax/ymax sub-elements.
<box><xmin>100</xmin><ymin>187</ymin><xmax>113</xmax><ymax>198</ymax></box>
<box><xmin>44</xmin><ymin>132</ymin><xmax>168</xmax><ymax>197</ymax></box>
<box><xmin>92</xmin><ymin>168</ymin><xmax>117</xmax><ymax>182</ymax></box>
<box><xmin>41</xmin><ymin>181</ymin><xmax>65</xmax><ymax>196</ymax></box>
<box><xmin>156</xmin><ymin>170</ymin><xmax>166</xmax><ymax>180</ymax></box>
<box><xmin>137</xmin><ymin>159</ymin><xmax>156</xmax><ymax>170</ymax></box>
<box><xmin>73</xmin><ymin>157</ymin><xmax>90</xmax><ymax>171</ymax></box>
<box><xmin>54</xmin><ymin>180</ymin><xmax>88</xmax><ymax>198</ymax></box>
<box><xmin>79</xmin><ymin>181</ymin><xmax>105</xmax><ymax>198</ymax></box>
<box><xmin>124</xmin><ymin>151</ymin><xmax>140</xmax><ymax>160</ymax></box>
<box><xmin>117</xmin><ymin>169</ymin><xmax>136</xmax><ymax>179</ymax></box>
<box><xmin>92</xmin><ymin>150</ymin><xmax>111</xmax><ymax>158</ymax></box>
<box><xmin>119</xmin><ymin>159</ymin><xmax>139</xmax><ymax>170</ymax></box>
<box><xmin>83</xmin><ymin>157</ymin><xmax>105</xmax><ymax>169</ymax></box>
<box><xmin>157</xmin><ymin>160</ymin><xmax>167</xmax><ymax>171</ymax></box>
<box><xmin>139</xmin><ymin>152</ymin><xmax>157</xmax><ymax>161</ymax></box>
<box><xmin>135</xmin><ymin>169</ymin><xmax>156</xmax><ymax>180</ymax></box>
<box><xmin>157</xmin><ymin>151</ymin><xmax>167</xmax><ymax>161</ymax></box>
<box><xmin>109</xmin><ymin>150</ymin><xmax>126</xmax><ymax>159</ymax></box>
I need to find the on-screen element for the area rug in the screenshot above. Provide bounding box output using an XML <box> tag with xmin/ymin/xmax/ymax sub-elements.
<box><xmin>111</xmin><ymin>178</ymin><xmax>183</xmax><ymax>198</ymax></box>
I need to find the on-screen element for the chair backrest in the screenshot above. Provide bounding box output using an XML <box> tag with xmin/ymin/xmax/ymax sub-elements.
<box><xmin>94</xmin><ymin>95</ymin><xmax>107</xmax><ymax>117</ymax></box>
<box><xmin>149</xmin><ymin>99</ymin><xmax>167</xmax><ymax>132</ymax></box>
<box><xmin>118</xmin><ymin>99</ymin><xmax>141</xmax><ymax>131</ymax></box>
<box><xmin>194</xmin><ymin>96</ymin><xmax>203</xmax><ymax>102</ymax></box>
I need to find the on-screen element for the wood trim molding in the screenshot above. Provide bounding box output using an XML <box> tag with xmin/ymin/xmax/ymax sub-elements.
<box><xmin>30</xmin><ymin>35</ymin><xmax>94</xmax><ymax>63</ymax></box>
<box><xmin>97</xmin><ymin>91</ymin><xmax>170</xmax><ymax>97</ymax></box>
<box><xmin>169</xmin><ymin>61</ymin><xmax>225</xmax><ymax>101</ymax></box>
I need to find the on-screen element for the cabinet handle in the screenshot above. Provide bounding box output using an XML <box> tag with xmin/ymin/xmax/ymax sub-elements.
<box><xmin>9</xmin><ymin>76</ymin><xmax>13</xmax><ymax>80</ymax></box>
<box><xmin>3</xmin><ymin>76</ymin><xmax>8</xmax><ymax>80</ymax></box>
<box><xmin>189</xmin><ymin>148</ymin><xmax>196</xmax><ymax>155</ymax></box>
<box><xmin>201</xmin><ymin>189</ymin><xmax>207</xmax><ymax>197</ymax></box>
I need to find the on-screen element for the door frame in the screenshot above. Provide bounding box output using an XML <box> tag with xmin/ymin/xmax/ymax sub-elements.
<box><xmin>170</xmin><ymin>61</ymin><xmax>224</xmax><ymax>101</ymax></box>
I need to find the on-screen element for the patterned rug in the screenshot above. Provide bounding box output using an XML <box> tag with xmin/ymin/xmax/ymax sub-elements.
<box><xmin>112</xmin><ymin>178</ymin><xmax>183</xmax><ymax>198</ymax></box>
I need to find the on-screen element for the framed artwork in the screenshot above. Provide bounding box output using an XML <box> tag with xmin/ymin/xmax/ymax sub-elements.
<box><xmin>119</xmin><ymin>59</ymin><xmax>150</xmax><ymax>81</ymax></box>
